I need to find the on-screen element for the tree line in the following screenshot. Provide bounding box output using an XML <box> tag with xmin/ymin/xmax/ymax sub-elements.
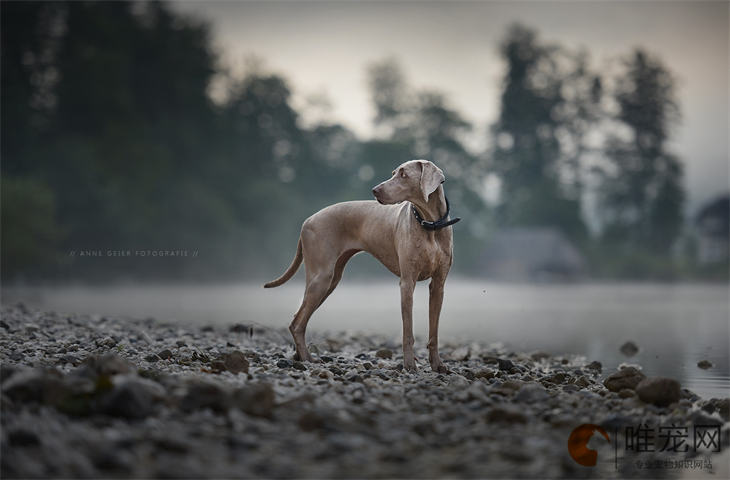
<box><xmin>1</xmin><ymin>2</ymin><xmax>693</xmax><ymax>282</ymax></box>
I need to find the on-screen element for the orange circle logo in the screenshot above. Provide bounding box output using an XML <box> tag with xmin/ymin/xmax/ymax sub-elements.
<box><xmin>567</xmin><ymin>424</ymin><xmax>611</xmax><ymax>467</ymax></box>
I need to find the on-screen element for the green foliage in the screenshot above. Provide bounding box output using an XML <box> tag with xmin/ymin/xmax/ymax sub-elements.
<box><xmin>1</xmin><ymin>176</ymin><xmax>62</xmax><ymax>277</ymax></box>
<box><xmin>0</xmin><ymin>4</ymin><xmax>697</xmax><ymax>282</ymax></box>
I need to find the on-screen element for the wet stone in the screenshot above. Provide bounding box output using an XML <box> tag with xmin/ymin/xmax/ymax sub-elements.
<box><xmin>223</xmin><ymin>351</ymin><xmax>249</xmax><ymax>374</ymax></box>
<box><xmin>603</xmin><ymin>366</ymin><xmax>646</xmax><ymax>392</ymax></box>
<box><xmin>635</xmin><ymin>377</ymin><xmax>681</xmax><ymax>407</ymax></box>
<box><xmin>375</xmin><ymin>349</ymin><xmax>393</xmax><ymax>359</ymax></box>
<box><xmin>619</xmin><ymin>341</ymin><xmax>639</xmax><ymax>357</ymax></box>
<box><xmin>697</xmin><ymin>360</ymin><xmax>713</xmax><ymax>369</ymax></box>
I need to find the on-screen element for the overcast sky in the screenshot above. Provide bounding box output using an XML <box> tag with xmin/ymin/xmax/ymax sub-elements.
<box><xmin>173</xmin><ymin>0</ymin><xmax>728</xmax><ymax>212</ymax></box>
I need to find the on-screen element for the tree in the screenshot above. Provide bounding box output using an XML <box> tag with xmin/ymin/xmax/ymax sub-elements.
<box><xmin>366</xmin><ymin>58</ymin><xmax>491</xmax><ymax>272</ymax></box>
<box><xmin>597</xmin><ymin>49</ymin><xmax>684</xmax><ymax>254</ymax></box>
<box><xmin>490</xmin><ymin>24</ymin><xmax>600</xmax><ymax>240</ymax></box>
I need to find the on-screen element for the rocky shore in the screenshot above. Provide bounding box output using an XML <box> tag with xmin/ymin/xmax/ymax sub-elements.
<box><xmin>1</xmin><ymin>304</ymin><xmax>728</xmax><ymax>478</ymax></box>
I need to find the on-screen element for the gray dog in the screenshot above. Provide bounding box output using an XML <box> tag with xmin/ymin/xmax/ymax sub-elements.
<box><xmin>265</xmin><ymin>159</ymin><xmax>459</xmax><ymax>372</ymax></box>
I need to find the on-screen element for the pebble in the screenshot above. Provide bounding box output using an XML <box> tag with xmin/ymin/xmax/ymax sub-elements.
<box><xmin>485</xmin><ymin>405</ymin><xmax>527</xmax><ymax>424</ymax></box>
<box><xmin>619</xmin><ymin>341</ymin><xmax>639</xmax><ymax>357</ymax></box>
<box><xmin>157</xmin><ymin>349</ymin><xmax>173</xmax><ymax>360</ymax></box>
<box><xmin>223</xmin><ymin>351</ymin><xmax>249</xmax><ymax>374</ymax></box>
<box><xmin>585</xmin><ymin>361</ymin><xmax>602</xmax><ymax>373</ymax></box>
<box><xmin>375</xmin><ymin>349</ymin><xmax>393</xmax><ymax>359</ymax></box>
<box><xmin>697</xmin><ymin>359</ymin><xmax>713</xmax><ymax>369</ymax></box>
<box><xmin>700</xmin><ymin>398</ymin><xmax>730</xmax><ymax>421</ymax></box>
<box><xmin>618</xmin><ymin>388</ymin><xmax>636</xmax><ymax>399</ymax></box>
<box><xmin>0</xmin><ymin>304</ymin><xmax>724</xmax><ymax>479</ymax></box>
<box><xmin>497</xmin><ymin>358</ymin><xmax>514</xmax><ymax>371</ymax></box>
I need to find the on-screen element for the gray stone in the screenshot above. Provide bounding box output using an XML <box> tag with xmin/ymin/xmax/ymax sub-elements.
<box><xmin>232</xmin><ymin>383</ymin><xmax>275</xmax><ymax>418</ymax></box>
<box><xmin>697</xmin><ymin>360</ymin><xmax>713</xmax><ymax>369</ymax></box>
<box><xmin>497</xmin><ymin>358</ymin><xmax>514</xmax><ymax>371</ymax></box>
<box><xmin>700</xmin><ymin>398</ymin><xmax>729</xmax><ymax>421</ymax></box>
<box><xmin>485</xmin><ymin>405</ymin><xmax>527</xmax><ymax>424</ymax></box>
<box><xmin>157</xmin><ymin>349</ymin><xmax>173</xmax><ymax>360</ymax></box>
<box><xmin>530</xmin><ymin>351</ymin><xmax>550</xmax><ymax>361</ymax></box>
<box><xmin>78</xmin><ymin>353</ymin><xmax>132</xmax><ymax>378</ymax></box>
<box><xmin>603</xmin><ymin>366</ymin><xmax>646</xmax><ymax>392</ymax></box>
<box><xmin>619</xmin><ymin>341</ymin><xmax>639</xmax><ymax>357</ymax></box>
<box><xmin>223</xmin><ymin>351</ymin><xmax>249</xmax><ymax>374</ymax></box>
<box><xmin>180</xmin><ymin>379</ymin><xmax>230</xmax><ymax>412</ymax></box>
<box><xmin>635</xmin><ymin>377</ymin><xmax>681</xmax><ymax>407</ymax></box>
<box><xmin>585</xmin><ymin>361</ymin><xmax>602</xmax><ymax>373</ymax></box>
<box><xmin>2</xmin><ymin>368</ymin><xmax>67</xmax><ymax>404</ymax></box>
<box><xmin>229</xmin><ymin>323</ymin><xmax>252</xmax><ymax>334</ymax></box>
<box><xmin>375</xmin><ymin>349</ymin><xmax>393</xmax><ymax>359</ymax></box>
<box><xmin>514</xmin><ymin>383</ymin><xmax>549</xmax><ymax>403</ymax></box>
<box><xmin>99</xmin><ymin>375</ymin><xmax>165</xmax><ymax>419</ymax></box>
<box><xmin>618</xmin><ymin>388</ymin><xmax>635</xmax><ymax>398</ymax></box>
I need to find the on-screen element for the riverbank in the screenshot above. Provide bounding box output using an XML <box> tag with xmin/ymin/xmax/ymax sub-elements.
<box><xmin>1</xmin><ymin>304</ymin><xmax>728</xmax><ymax>478</ymax></box>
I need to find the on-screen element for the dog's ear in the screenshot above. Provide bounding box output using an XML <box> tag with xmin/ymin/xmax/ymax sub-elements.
<box><xmin>419</xmin><ymin>161</ymin><xmax>445</xmax><ymax>203</ymax></box>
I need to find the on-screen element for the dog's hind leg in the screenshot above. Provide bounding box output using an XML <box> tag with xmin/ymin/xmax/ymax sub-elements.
<box><xmin>288</xmin><ymin>230</ymin><xmax>345</xmax><ymax>362</ymax></box>
<box><xmin>289</xmin><ymin>272</ymin><xmax>331</xmax><ymax>362</ymax></box>
<box><xmin>317</xmin><ymin>249</ymin><xmax>359</xmax><ymax>308</ymax></box>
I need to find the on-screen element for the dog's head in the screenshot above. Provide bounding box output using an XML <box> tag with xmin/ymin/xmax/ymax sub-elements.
<box><xmin>372</xmin><ymin>159</ymin><xmax>445</xmax><ymax>205</ymax></box>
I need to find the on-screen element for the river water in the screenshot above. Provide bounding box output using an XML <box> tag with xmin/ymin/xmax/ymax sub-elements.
<box><xmin>3</xmin><ymin>280</ymin><xmax>728</xmax><ymax>399</ymax></box>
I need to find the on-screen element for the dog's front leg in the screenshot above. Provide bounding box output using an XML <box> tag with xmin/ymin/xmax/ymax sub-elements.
<box><xmin>428</xmin><ymin>277</ymin><xmax>448</xmax><ymax>373</ymax></box>
<box><xmin>399</xmin><ymin>277</ymin><xmax>417</xmax><ymax>372</ymax></box>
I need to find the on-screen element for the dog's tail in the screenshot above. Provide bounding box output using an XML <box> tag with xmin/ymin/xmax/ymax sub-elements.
<box><xmin>264</xmin><ymin>237</ymin><xmax>303</xmax><ymax>288</ymax></box>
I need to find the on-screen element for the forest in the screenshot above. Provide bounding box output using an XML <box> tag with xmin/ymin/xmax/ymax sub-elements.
<box><xmin>2</xmin><ymin>1</ymin><xmax>713</xmax><ymax>283</ymax></box>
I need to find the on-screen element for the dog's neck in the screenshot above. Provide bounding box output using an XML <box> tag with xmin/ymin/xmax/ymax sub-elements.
<box><xmin>412</xmin><ymin>185</ymin><xmax>447</xmax><ymax>223</ymax></box>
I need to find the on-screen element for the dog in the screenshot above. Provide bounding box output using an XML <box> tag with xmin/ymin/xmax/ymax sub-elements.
<box><xmin>264</xmin><ymin>159</ymin><xmax>459</xmax><ymax>372</ymax></box>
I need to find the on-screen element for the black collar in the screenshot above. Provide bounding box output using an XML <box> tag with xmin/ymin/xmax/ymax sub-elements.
<box><xmin>412</xmin><ymin>196</ymin><xmax>461</xmax><ymax>231</ymax></box>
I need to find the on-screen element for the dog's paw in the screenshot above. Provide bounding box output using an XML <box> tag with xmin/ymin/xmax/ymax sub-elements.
<box><xmin>403</xmin><ymin>359</ymin><xmax>417</xmax><ymax>372</ymax></box>
<box><xmin>293</xmin><ymin>351</ymin><xmax>315</xmax><ymax>363</ymax></box>
<box><xmin>432</xmin><ymin>363</ymin><xmax>450</xmax><ymax>374</ymax></box>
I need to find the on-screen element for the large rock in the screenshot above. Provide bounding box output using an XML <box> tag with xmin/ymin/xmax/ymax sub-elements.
<box><xmin>76</xmin><ymin>353</ymin><xmax>132</xmax><ymax>378</ymax></box>
<box><xmin>180</xmin><ymin>379</ymin><xmax>231</xmax><ymax>412</ymax></box>
<box><xmin>98</xmin><ymin>375</ymin><xmax>166</xmax><ymax>419</ymax></box>
<box><xmin>635</xmin><ymin>377</ymin><xmax>681</xmax><ymax>407</ymax></box>
<box><xmin>514</xmin><ymin>382</ymin><xmax>549</xmax><ymax>403</ymax></box>
<box><xmin>603</xmin><ymin>367</ymin><xmax>645</xmax><ymax>392</ymax></box>
<box><xmin>485</xmin><ymin>405</ymin><xmax>527</xmax><ymax>424</ymax></box>
<box><xmin>232</xmin><ymin>382</ymin><xmax>275</xmax><ymax>418</ymax></box>
<box><xmin>2</xmin><ymin>368</ymin><xmax>67</xmax><ymax>404</ymax></box>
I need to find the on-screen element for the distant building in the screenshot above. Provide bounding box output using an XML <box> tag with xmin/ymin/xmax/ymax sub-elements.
<box><xmin>477</xmin><ymin>227</ymin><xmax>586</xmax><ymax>280</ymax></box>
<box><xmin>695</xmin><ymin>195</ymin><xmax>729</xmax><ymax>265</ymax></box>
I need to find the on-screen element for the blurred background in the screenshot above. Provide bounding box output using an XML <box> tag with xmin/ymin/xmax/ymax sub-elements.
<box><xmin>1</xmin><ymin>1</ymin><xmax>728</xmax><ymax>396</ymax></box>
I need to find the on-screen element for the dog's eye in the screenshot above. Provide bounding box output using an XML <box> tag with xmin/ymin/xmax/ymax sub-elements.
<box><xmin>400</xmin><ymin>169</ymin><xmax>407</xmax><ymax>178</ymax></box>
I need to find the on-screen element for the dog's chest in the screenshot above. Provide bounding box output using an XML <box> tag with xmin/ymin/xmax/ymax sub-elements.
<box><xmin>413</xmin><ymin>233</ymin><xmax>451</xmax><ymax>278</ymax></box>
